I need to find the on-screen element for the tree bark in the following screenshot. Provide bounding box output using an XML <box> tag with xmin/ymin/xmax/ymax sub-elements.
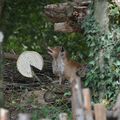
<box><xmin>94</xmin><ymin>0</ymin><xmax>109</xmax><ymax>33</ymax></box>
<box><xmin>0</xmin><ymin>0</ymin><xmax>5</xmax><ymax>107</ymax></box>
<box><xmin>0</xmin><ymin>38</ymin><xmax>4</xmax><ymax>107</ymax></box>
<box><xmin>4</xmin><ymin>52</ymin><xmax>19</xmax><ymax>60</ymax></box>
<box><xmin>94</xmin><ymin>0</ymin><xmax>109</xmax><ymax>100</ymax></box>
<box><xmin>54</xmin><ymin>22</ymin><xmax>81</xmax><ymax>32</ymax></box>
<box><xmin>44</xmin><ymin>1</ymin><xmax>90</xmax><ymax>23</ymax></box>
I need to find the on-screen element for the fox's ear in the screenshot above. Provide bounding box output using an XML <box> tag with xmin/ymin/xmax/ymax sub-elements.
<box><xmin>61</xmin><ymin>46</ymin><xmax>64</xmax><ymax>52</ymax></box>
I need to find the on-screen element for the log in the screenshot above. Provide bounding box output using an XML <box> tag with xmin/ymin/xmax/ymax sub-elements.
<box><xmin>4</xmin><ymin>52</ymin><xmax>52</xmax><ymax>66</ymax></box>
<box><xmin>74</xmin><ymin>0</ymin><xmax>91</xmax><ymax>6</ymax></box>
<box><xmin>5</xmin><ymin>82</ymin><xmax>42</xmax><ymax>91</ymax></box>
<box><xmin>44</xmin><ymin>2</ymin><xmax>73</xmax><ymax>23</ymax></box>
<box><xmin>4</xmin><ymin>52</ymin><xmax>18</xmax><ymax>60</ymax></box>
<box><xmin>54</xmin><ymin>22</ymin><xmax>81</xmax><ymax>32</ymax></box>
<box><xmin>17</xmin><ymin>51</ymin><xmax>44</xmax><ymax>78</ymax></box>
<box><xmin>44</xmin><ymin>2</ymin><xmax>90</xmax><ymax>23</ymax></box>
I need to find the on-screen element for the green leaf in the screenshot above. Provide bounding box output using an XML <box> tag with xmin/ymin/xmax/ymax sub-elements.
<box><xmin>64</xmin><ymin>91</ymin><xmax>71</xmax><ymax>97</ymax></box>
<box><xmin>114</xmin><ymin>61</ymin><xmax>120</xmax><ymax>66</ymax></box>
<box><xmin>89</xmin><ymin>61</ymin><xmax>95</xmax><ymax>65</ymax></box>
<box><xmin>115</xmin><ymin>68</ymin><xmax>120</xmax><ymax>74</ymax></box>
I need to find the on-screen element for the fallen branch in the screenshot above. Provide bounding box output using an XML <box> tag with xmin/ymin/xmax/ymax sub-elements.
<box><xmin>5</xmin><ymin>82</ymin><xmax>42</xmax><ymax>91</ymax></box>
<box><xmin>4</xmin><ymin>52</ymin><xmax>18</xmax><ymax>60</ymax></box>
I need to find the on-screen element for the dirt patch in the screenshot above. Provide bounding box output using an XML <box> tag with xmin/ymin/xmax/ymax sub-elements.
<box><xmin>21</xmin><ymin>90</ymin><xmax>47</xmax><ymax>105</ymax></box>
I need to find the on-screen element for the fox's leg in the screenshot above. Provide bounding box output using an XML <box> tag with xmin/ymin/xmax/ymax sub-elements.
<box><xmin>59</xmin><ymin>75</ymin><xmax>64</xmax><ymax>85</ymax></box>
<box><xmin>59</xmin><ymin>76</ymin><xmax>62</xmax><ymax>85</ymax></box>
<box><xmin>70</xmin><ymin>76</ymin><xmax>74</xmax><ymax>83</ymax></box>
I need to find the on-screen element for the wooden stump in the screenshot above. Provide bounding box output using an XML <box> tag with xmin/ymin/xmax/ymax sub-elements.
<box><xmin>0</xmin><ymin>108</ymin><xmax>9</xmax><ymax>120</ymax></box>
<box><xmin>94</xmin><ymin>104</ymin><xmax>107</xmax><ymax>120</ymax></box>
<box><xmin>83</xmin><ymin>88</ymin><xmax>93</xmax><ymax>120</ymax></box>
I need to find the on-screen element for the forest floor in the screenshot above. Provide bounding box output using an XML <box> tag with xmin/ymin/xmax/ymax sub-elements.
<box><xmin>4</xmin><ymin>59</ymin><xmax>72</xmax><ymax>120</ymax></box>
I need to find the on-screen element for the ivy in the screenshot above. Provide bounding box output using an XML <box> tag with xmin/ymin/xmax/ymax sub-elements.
<box><xmin>82</xmin><ymin>2</ymin><xmax>120</xmax><ymax>106</ymax></box>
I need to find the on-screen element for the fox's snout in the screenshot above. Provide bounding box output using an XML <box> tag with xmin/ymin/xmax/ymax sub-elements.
<box><xmin>47</xmin><ymin>46</ymin><xmax>66</xmax><ymax>59</ymax></box>
<box><xmin>47</xmin><ymin>47</ymin><xmax>54</xmax><ymax>55</ymax></box>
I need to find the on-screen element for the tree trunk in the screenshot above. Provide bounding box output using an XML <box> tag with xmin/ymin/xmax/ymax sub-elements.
<box><xmin>0</xmin><ymin>0</ymin><xmax>4</xmax><ymax>18</ymax></box>
<box><xmin>0</xmin><ymin>0</ymin><xmax>5</xmax><ymax>107</ymax></box>
<box><xmin>94</xmin><ymin>0</ymin><xmax>109</xmax><ymax>33</ymax></box>
<box><xmin>0</xmin><ymin>35</ymin><xmax>4</xmax><ymax>107</ymax></box>
<box><xmin>94</xmin><ymin>0</ymin><xmax>109</xmax><ymax>100</ymax></box>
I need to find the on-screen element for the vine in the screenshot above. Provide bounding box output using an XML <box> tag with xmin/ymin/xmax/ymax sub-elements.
<box><xmin>81</xmin><ymin>1</ymin><xmax>120</xmax><ymax>107</ymax></box>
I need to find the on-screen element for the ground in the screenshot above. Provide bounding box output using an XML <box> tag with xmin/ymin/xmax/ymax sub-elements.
<box><xmin>4</xmin><ymin>59</ymin><xmax>72</xmax><ymax>120</ymax></box>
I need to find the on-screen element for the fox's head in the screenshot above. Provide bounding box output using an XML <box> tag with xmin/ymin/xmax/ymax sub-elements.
<box><xmin>47</xmin><ymin>46</ymin><xmax>68</xmax><ymax>59</ymax></box>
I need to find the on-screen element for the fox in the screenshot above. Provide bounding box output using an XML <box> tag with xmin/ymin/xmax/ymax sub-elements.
<box><xmin>47</xmin><ymin>46</ymin><xmax>87</xmax><ymax>84</ymax></box>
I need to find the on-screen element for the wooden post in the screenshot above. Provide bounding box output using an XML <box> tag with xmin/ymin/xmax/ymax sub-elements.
<box><xmin>59</xmin><ymin>113</ymin><xmax>68</xmax><ymax>120</ymax></box>
<box><xmin>83</xmin><ymin>88</ymin><xmax>93</xmax><ymax>120</ymax></box>
<box><xmin>0</xmin><ymin>108</ymin><xmax>9</xmax><ymax>120</ymax></box>
<box><xmin>72</xmin><ymin>79</ymin><xmax>77</xmax><ymax>120</ymax></box>
<box><xmin>71</xmin><ymin>77</ymin><xmax>85</xmax><ymax>120</ymax></box>
<box><xmin>94</xmin><ymin>104</ymin><xmax>107</xmax><ymax>120</ymax></box>
<box><xmin>112</xmin><ymin>93</ymin><xmax>120</xmax><ymax>120</ymax></box>
<box><xmin>83</xmin><ymin>89</ymin><xmax>91</xmax><ymax>111</ymax></box>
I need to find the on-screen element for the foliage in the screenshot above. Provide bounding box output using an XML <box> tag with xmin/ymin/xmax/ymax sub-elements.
<box><xmin>3</xmin><ymin>0</ymin><xmax>56</xmax><ymax>53</ymax></box>
<box><xmin>3</xmin><ymin>0</ymin><xmax>88</xmax><ymax>62</ymax></box>
<box><xmin>82</xmin><ymin>1</ymin><xmax>120</xmax><ymax>107</ymax></box>
<box><xmin>3</xmin><ymin>0</ymin><xmax>86</xmax><ymax>118</ymax></box>
<box><xmin>35</xmin><ymin>105</ymin><xmax>72</xmax><ymax>120</ymax></box>
<box><xmin>5</xmin><ymin>90</ymin><xmax>72</xmax><ymax>120</ymax></box>
<box><xmin>3</xmin><ymin>0</ymin><xmax>120</xmax><ymax>111</ymax></box>
<box><xmin>109</xmin><ymin>1</ymin><xmax>120</xmax><ymax>25</ymax></box>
